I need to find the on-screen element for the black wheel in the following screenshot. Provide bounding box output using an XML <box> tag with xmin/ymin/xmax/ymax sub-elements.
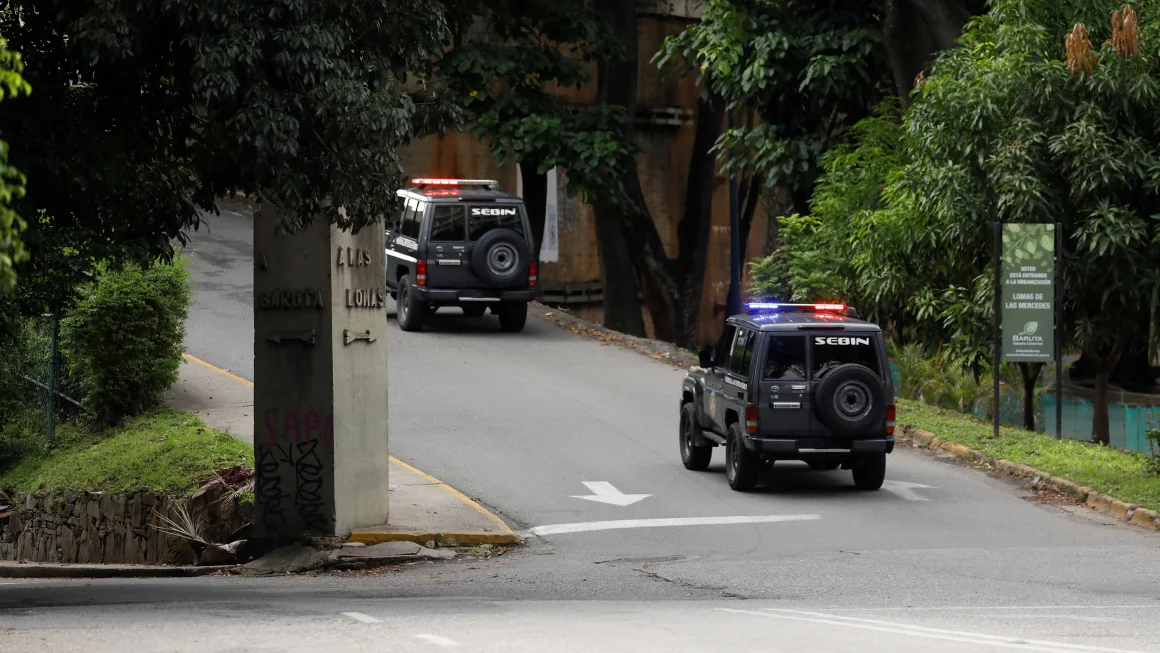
<box><xmin>471</xmin><ymin>229</ymin><xmax>532</xmax><ymax>286</ymax></box>
<box><xmin>497</xmin><ymin>302</ymin><xmax>528</xmax><ymax>333</ymax></box>
<box><xmin>680</xmin><ymin>403</ymin><xmax>712</xmax><ymax>471</ymax></box>
<box><xmin>396</xmin><ymin>275</ymin><xmax>427</xmax><ymax>332</ymax></box>
<box><xmin>807</xmin><ymin>460</ymin><xmax>841</xmax><ymax>471</ymax></box>
<box><xmin>852</xmin><ymin>453</ymin><xmax>886</xmax><ymax>490</ymax></box>
<box><xmin>461</xmin><ymin>305</ymin><xmax>487</xmax><ymax>318</ymax></box>
<box><xmin>725</xmin><ymin>423</ymin><xmax>761</xmax><ymax>491</ymax></box>
<box><xmin>815</xmin><ymin>364</ymin><xmax>886</xmax><ymax>434</ymax></box>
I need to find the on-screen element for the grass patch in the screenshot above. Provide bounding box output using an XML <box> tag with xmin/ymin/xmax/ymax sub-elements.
<box><xmin>0</xmin><ymin>409</ymin><xmax>253</xmax><ymax>495</ymax></box>
<box><xmin>898</xmin><ymin>398</ymin><xmax>1160</xmax><ymax>512</ymax></box>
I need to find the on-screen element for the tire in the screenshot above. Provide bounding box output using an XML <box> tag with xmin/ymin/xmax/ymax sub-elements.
<box><xmin>396</xmin><ymin>275</ymin><xmax>427</xmax><ymax>332</ymax></box>
<box><xmin>725</xmin><ymin>423</ymin><xmax>761</xmax><ymax>491</ymax></box>
<box><xmin>852</xmin><ymin>453</ymin><xmax>886</xmax><ymax>491</ymax></box>
<box><xmin>680</xmin><ymin>403</ymin><xmax>712</xmax><ymax>471</ymax></box>
<box><xmin>815</xmin><ymin>364</ymin><xmax>886</xmax><ymax>434</ymax></box>
<box><xmin>461</xmin><ymin>305</ymin><xmax>487</xmax><ymax>318</ymax></box>
<box><xmin>471</xmin><ymin>229</ymin><xmax>531</xmax><ymax>287</ymax></box>
<box><xmin>497</xmin><ymin>302</ymin><xmax>528</xmax><ymax>333</ymax></box>
<box><xmin>807</xmin><ymin>460</ymin><xmax>841</xmax><ymax>471</ymax></box>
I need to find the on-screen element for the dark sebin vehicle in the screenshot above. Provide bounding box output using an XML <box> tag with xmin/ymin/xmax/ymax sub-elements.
<box><xmin>385</xmin><ymin>178</ymin><xmax>539</xmax><ymax>333</ymax></box>
<box><xmin>679</xmin><ymin>302</ymin><xmax>896</xmax><ymax>492</ymax></box>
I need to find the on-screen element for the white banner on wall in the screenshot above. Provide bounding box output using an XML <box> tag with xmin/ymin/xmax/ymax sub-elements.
<box><xmin>541</xmin><ymin>167</ymin><xmax>560</xmax><ymax>263</ymax></box>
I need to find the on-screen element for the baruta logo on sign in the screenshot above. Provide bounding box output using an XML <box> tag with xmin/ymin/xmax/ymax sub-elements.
<box><xmin>471</xmin><ymin>207</ymin><xmax>517</xmax><ymax>216</ymax></box>
<box><xmin>814</xmin><ymin>337</ymin><xmax>871</xmax><ymax>346</ymax></box>
<box><xmin>1013</xmin><ymin>321</ymin><xmax>1044</xmax><ymax>344</ymax></box>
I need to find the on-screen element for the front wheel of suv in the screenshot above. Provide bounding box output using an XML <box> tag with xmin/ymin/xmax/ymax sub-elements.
<box><xmin>497</xmin><ymin>302</ymin><xmax>528</xmax><ymax>333</ymax></box>
<box><xmin>725</xmin><ymin>423</ymin><xmax>761</xmax><ymax>491</ymax></box>
<box><xmin>852</xmin><ymin>453</ymin><xmax>886</xmax><ymax>491</ymax></box>
<box><xmin>680</xmin><ymin>403</ymin><xmax>712</xmax><ymax>471</ymax></box>
<box><xmin>396</xmin><ymin>275</ymin><xmax>427</xmax><ymax>332</ymax></box>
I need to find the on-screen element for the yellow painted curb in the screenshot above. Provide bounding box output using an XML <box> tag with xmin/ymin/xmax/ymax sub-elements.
<box><xmin>184</xmin><ymin>351</ymin><xmax>520</xmax><ymax>545</ymax></box>
<box><xmin>347</xmin><ymin>531</ymin><xmax>519</xmax><ymax>546</ymax></box>
<box><xmin>1129</xmin><ymin>508</ymin><xmax>1160</xmax><ymax>531</ymax></box>
<box><xmin>900</xmin><ymin>430</ymin><xmax>1159</xmax><ymax>532</ymax></box>
<box><xmin>183</xmin><ymin>353</ymin><xmax>254</xmax><ymax>388</ymax></box>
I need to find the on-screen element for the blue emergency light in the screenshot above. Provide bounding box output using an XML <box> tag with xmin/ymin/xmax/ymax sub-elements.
<box><xmin>744</xmin><ymin>302</ymin><xmax>848</xmax><ymax>314</ymax></box>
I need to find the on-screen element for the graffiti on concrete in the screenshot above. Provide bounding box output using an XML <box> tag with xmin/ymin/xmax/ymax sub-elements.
<box><xmin>256</xmin><ymin>407</ymin><xmax>335</xmax><ymax>535</ymax></box>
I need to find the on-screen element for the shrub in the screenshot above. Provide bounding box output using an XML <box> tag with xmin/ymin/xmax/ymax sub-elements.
<box><xmin>61</xmin><ymin>257</ymin><xmax>192</xmax><ymax>426</ymax></box>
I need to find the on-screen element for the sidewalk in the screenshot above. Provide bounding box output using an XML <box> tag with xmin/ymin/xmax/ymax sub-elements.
<box><xmin>166</xmin><ymin>354</ymin><xmax>520</xmax><ymax>546</ymax></box>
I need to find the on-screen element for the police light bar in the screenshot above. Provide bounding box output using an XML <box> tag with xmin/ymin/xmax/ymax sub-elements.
<box><xmin>411</xmin><ymin>178</ymin><xmax>499</xmax><ymax>188</ymax></box>
<box><xmin>744</xmin><ymin>302</ymin><xmax>848</xmax><ymax>313</ymax></box>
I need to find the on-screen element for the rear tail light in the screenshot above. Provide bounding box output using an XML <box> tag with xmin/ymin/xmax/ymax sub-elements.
<box><xmin>886</xmin><ymin>403</ymin><xmax>896</xmax><ymax>436</ymax></box>
<box><xmin>416</xmin><ymin>261</ymin><xmax>427</xmax><ymax>286</ymax></box>
<box><xmin>745</xmin><ymin>403</ymin><xmax>758</xmax><ymax>435</ymax></box>
<box><xmin>529</xmin><ymin>261</ymin><xmax>537</xmax><ymax>288</ymax></box>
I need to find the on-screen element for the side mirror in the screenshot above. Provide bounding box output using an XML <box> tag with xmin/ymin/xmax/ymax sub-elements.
<box><xmin>698</xmin><ymin>347</ymin><xmax>713</xmax><ymax>368</ymax></box>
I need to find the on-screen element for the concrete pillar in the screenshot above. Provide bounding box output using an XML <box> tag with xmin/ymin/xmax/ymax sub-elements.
<box><xmin>253</xmin><ymin>201</ymin><xmax>390</xmax><ymax>537</ymax></box>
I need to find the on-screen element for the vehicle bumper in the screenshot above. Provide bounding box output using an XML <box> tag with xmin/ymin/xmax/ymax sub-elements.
<box><xmin>746</xmin><ymin>436</ymin><xmax>895</xmax><ymax>457</ymax></box>
<box><xmin>411</xmin><ymin>288</ymin><xmax>537</xmax><ymax>304</ymax></box>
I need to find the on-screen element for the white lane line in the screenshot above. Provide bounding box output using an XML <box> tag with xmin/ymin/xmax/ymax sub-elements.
<box><xmin>341</xmin><ymin>612</ymin><xmax>382</xmax><ymax>624</ymax></box>
<box><xmin>414</xmin><ymin>634</ymin><xmax>461</xmax><ymax>647</ymax></box>
<box><xmin>719</xmin><ymin>608</ymin><xmax>1148</xmax><ymax>653</ymax></box>
<box><xmin>526</xmin><ymin>514</ymin><xmax>820</xmax><ymax>537</ymax></box>
<box><xmin>881</xmin><ymin>480</ymin><xmax>936</xmax><ymax>501</ymax></box>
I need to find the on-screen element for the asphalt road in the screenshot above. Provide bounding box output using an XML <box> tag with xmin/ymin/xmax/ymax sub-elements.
<box><xmin>4</xmin><ymin>206</ymin><xmax>1160</xmax><ymax>652</ymax></box>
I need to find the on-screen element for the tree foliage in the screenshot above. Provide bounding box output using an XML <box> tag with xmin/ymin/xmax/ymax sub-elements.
<box><xmin>657</xmin><ymin>0</ymin><xmax>890</xmax><ymax>212</ymax></box>
<box><xmin>757</xmin><ymin>0</ymin><xmax>1160</xmax><ymax>442</ymax></box>
<box><xmin>433</xmin><ymin>1</ymin><xmax>638</xmax><ymax>221</ymax></box>
<box><xmin>0</xmin><ymin>38</ymin><xmax>29</xmax><ymax>295</ymax></box>
<box><xmin>2</xmin><ymin>0</ymin><xmax>458</xmax><ymax>313</ymax></box>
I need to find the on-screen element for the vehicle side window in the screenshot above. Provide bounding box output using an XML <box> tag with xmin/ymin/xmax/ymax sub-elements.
<box><xmin>763</xmin><ymin>336</ymin><xmax>807</xmax><ymax>381</ymax></box>
<box><xmin>729</xmin><ymin>329</ymin><xmax>752</xmax><ymax>376</ymax></box>
<box><xmin>400</xmin><ymin>200</ymin><xmax>422</xmax><ymax>239</ymax></box>
<box><xmin>468</xmin><ymin>205</ymin><xmax>527</xmax><ymax>241</ymax></box>
<box><xmin>430</xmin><ymin>205</ymin><xmax>466</xmax><ymax>242</ymax></box>
<box><xmin>714</xmin><ymin>325</ymin><xmax>737</xmax><ymax>368</ymax></box>
<box><xmin>388</xmin><ymin>203</ymin><xmax>404</xmax><ymax>233</ymax></box>
<box><xmin>811</xmin><ymin>334</ymin><xmax>882</xmax><ymax>379</ymax></box>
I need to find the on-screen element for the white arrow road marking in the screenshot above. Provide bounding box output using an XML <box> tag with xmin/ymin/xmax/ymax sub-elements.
<box><xmin>719</xmin><ymin>608</ymin><xmax>1148</xmax><ymax>653</ymax></box>
<box><xmin>881</xmin><ymin>480</ymin><xmax>936</xmax><ymax>501</ymax></box>
<box><xmin>527</xmin><ymin>514</ymin><xmax>821</xmax><ymax>537</ymax></box>
<box><xmin>570</xmin><ymin>481</ymin><xmax>652</xmax><ymax>507</ymax></box>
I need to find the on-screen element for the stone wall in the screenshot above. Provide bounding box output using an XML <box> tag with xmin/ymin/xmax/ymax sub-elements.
<box><xmin>0</xmin><ymin>487</ymin><xmax>248</xmax><ymax>565</ymax></box>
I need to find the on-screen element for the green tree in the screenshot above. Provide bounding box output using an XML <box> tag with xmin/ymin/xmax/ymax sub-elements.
<box><xmin>2</xmin><ymin>0</ymin><xmax>458</xmax><ymax>314</ymax></box>
<box><xmin>0</xmin><ymin>37</ymin><xmax>29</xmax><ymax>295</ymax></box>
<box><xmin>432</xmin><ymin>0</ymin><xmax>638</xmax><ymax>252</ymax></box>
<box><xmin>762</xmin><ymin>0</ymin><xmax>1160</xmax><ymax>442</ymax></box>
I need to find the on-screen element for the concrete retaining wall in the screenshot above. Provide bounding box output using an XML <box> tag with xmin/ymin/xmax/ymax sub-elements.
<box><xmin>0</xmin><ymin>488</ymin><xmax>248</xmax><ymax>564</ymax></box>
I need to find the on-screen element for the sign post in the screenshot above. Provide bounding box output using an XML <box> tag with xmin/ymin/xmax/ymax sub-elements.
<box><xmin>995</xmin><ymin>223</ymin><xmax>1060</xmax><ymax>437</ymax></box>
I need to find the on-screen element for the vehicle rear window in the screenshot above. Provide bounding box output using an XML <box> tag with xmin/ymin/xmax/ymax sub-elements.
<box><xmin>812</xmin><ymin>334</ymin><xmax>881</xmax><ymax>378</ymax></box>
<box><xmin>729</xmin><ymin>328</ymin><xmax>754</xmax><ymax>377</ymax></box>
<box><xmin>763</xmin><ymin>336</ymin><xmax>806</xmax><ymax>381</ymax></box>
<box><xmin>430</xmin><ymin>205</ymin><xmax>466</xmax><ymax>242</ymax></box>
<box><xmin>468</xmin><ymin>205</ymin><xmax>526</xmax><ymax>241</ymax></box>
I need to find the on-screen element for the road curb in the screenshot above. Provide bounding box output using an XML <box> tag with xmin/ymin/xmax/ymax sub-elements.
<box><xmin>0</xmin><ymin>563</ymin><xmax>230</xmax><ymax>579</ymax></box>
<box><xmin>902</xmin><ymin>428</ymin><xmax>1160</xmax><ymax>532</ymax></box>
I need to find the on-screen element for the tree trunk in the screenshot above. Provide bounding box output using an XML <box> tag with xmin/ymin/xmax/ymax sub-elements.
<box><xmin>520</xmin><ymin>162</ymin><xmax>548</xmax><ymax>255</ymax></box>
<box><xmin>593</xmin><ymin>212</ymin><xmax>647</xmax><ymax>336</ymax></box>
<box><xmin>1017</xmin><ymin>362</ymin><xmax>1043</xmax><ymax>432</ymax></box>
<box><xmin>1086</xmin><ymin>333</ymin><xmax>1126</xmax><ymax>446</ymax></box>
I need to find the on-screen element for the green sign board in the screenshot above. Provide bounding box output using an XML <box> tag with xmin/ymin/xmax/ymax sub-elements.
<box><xmin>1001</xmin><ymin>223</ymin><xmax>1055</xmax><ymax>362</ymax></box>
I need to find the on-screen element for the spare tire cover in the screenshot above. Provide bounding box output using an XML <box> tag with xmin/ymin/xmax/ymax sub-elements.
<box><xmin>471</xmin><ymin>228</ymin><xmax>531</xmax><ymax>287</ymax></box>
<box><xmin>814</xmin><ymin>363</ymin><xmax>886</xmax><ymax>434</ymax></box>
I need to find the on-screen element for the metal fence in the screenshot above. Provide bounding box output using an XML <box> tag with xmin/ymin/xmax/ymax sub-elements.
<box><xmin>889</xmin><ymin>361</ymin><xmax>1159</xmax><ymax>455</ymax></box>
<box><xmin>2</xmin><ymin>314</ymin><xmax>83</xmax><ymax>441</ymax></box>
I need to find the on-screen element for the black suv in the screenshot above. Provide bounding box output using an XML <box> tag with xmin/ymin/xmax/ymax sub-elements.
<box><xmin>679</xmin><ymin>303</ymin><xmax>896</xmax><ymax>492</ymax></box>
<box><xmin>386</xmin><ymin>178</ymin><xmax>538</xmax><ymax>333</ymax></box>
